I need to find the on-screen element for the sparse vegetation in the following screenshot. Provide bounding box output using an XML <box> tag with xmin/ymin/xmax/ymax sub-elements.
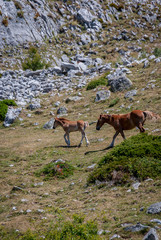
<box><xmin>86</xmin><ymin>73</ymin><xmax>109</xmax><ymax>90</ymax></box>
<box><xmin>17</xmin><ymin>10</ymin><xmax>24</xmax><ymax>18</ymax></box>
<box><xmin>88</xmin><ymin>134</ymin><xmax>161</xmax><ymax>185</ymax></box>
<box><xmin>14</xmin><ymin>1</ymin><xmax>22</xmax><ymax>10</ymax></box>
<box><xmin>2</xmin><ymin>17</ymin><xmax>8</xmax><ymax>27</ymax></box>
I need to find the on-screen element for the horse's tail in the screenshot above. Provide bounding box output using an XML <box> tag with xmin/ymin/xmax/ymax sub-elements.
<box><xmin>84</xmin><ymin>121</ymin><xmax>89</xmax><ymax>130</ymax></box>
<box><xmin>143</xmin><ymin>111</ymin><xmax>160</xmax><ymax>121</ymax></box>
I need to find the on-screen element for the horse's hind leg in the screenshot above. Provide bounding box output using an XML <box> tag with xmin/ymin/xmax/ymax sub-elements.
<box><xmin>137</xmin><ymin>122</ymin><xmax>145</xmax><ymax>133</ymax></box>
<box><xmin>120</xmin><ymin>129</ymin><xmax>126</xmax><ymax>140</ymax></box>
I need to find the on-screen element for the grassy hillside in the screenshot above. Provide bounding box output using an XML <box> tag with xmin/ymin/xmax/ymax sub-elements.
<box><xmin>0</xmin><ymin>62</ymin><xmax>161</xmax><ymax>239</ymax></box>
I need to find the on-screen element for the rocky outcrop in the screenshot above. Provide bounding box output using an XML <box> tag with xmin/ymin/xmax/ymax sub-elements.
<box><xmin>0</xmin><ymin>0</ymin><xmax>59</xmax><ymax>48</ymax></box>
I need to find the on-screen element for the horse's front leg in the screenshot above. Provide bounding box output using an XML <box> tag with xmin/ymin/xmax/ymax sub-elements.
<box><xmin>64</xmin><ymin>133</ymin><xmax>69</xmax><ymax>145</ymax></box>
<box><xmin>109</xmin><ymin>130</ymin><xmax>120</xmax><ymax>148</ymax></box>
<box><xmin>66</xmin><ymin>133</ymin><xmax>70</xmax><ymax>146</ymax></box>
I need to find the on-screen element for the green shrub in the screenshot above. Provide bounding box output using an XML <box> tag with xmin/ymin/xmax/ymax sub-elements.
<box><xmin>2</xmin><ymin>99</ymin><xmax>17</xmax><ymax>106</ymax></box>
<box><xmin>22</xmin><ymin>46</ymin><xmax>48</xmax><ymax>71</ymax></box>
<box><xmin>109</xmin><ymin>97</ymin><xmax>119</xmax><ymax>107</ymax></box>
<box><xmin>87</xmin><ymin>134</ymin><xmax>161</xmax><ymax>185</ymax></box>
<box><xmin>86</xmin><ymin>73</ymin><xmax>109</xmax><ymax>90</ymax></box>
<box><xmin>0</xmin><ymin>102</ymin><xmax>8</xmax><ymax>121</ymax></box>
<box><xmin>153</xmin><ymin>47</ymin><xmax>161</xmax><ymax>57</ymax></box>
<box><xmin>35</xmin><ymin>161</ymin><xmax>75</xmax><ymax>180</ymax></box>
<box><xmin>0</xmin><ymin>100</ymin><xmax>17</xmax><ymax>121</ymax></box>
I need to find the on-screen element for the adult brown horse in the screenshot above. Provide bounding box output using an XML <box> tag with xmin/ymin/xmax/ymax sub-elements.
<box><xmin>96</xmin><ymin>110</ymin><xmax>160</xmax><ymax>148</ymax></box>
<box><xmin>53</xmin><ymin>117</ymin><xmax>90</xmax><ymax>147</ymax></box>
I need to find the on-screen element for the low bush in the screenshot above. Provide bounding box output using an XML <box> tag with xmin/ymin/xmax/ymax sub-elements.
<box><xmin>87</xmin><ymin>134</ymin><xmax>161</xmax><ymax>185</ymax></box>
<box><xmin>0</xmin><ymin>100</ymin><xmax>17</xmax><ymax>121</ymax></box>
<box><xmin>35</xmin><ymin>161</ymin><xmax>75</xmax><ymax>180</ymax></box>
<box><xmin>86</xmin><ymin>73</ymin><xmax>109</xmax><ymax>90</ymax></box>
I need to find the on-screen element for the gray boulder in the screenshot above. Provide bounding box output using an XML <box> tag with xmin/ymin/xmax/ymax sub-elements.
<box><xmin>3</xmin><ymin>107</ymin><xmax>22</xmax><ymax>127</ymax></box>
<box><xmin>124</xmin><ymin>223</ymin><xmax>149</xmax><ymax>232</ymax></box>
<box><xmin>43</xmin><ymin>118</ymin><xmax>54</xmax><ymax>129</ymax></box>
<box><xmin>95</xmin><ymin>90</ymin><xmax>111</xmax><ymax>102</ymax></box>
<box><xmin>61</xmin><ymin>62</ymin><xmax>79</xmax><ymax>72</ymax></box>
<box><xmin>124</xmin><ymin>90</ymin><xmax>137</xmax><ymax>99</ymax></box>
<box><xmin>27</xmin><ymin>102</ymin><xmax>41</xmax><ymax>111</ymax></box>
<box><xmin>76</xmin><ymin>8</ymin><xmax>95</xmax><ymax>29</ymax></box>
<box><xmin>57</xmin><ymin>106</ymin><xmax>67</xmax><ymax>115</ymax></box>
<box><xmin>147</xmin><ymin>202</ymin><xmax>161</xmax><ymax>214</ymax></box>
<box><xmin>108</xmin><ymin>70</ymin><xmax>132</xmax><ymax>92</ymax></box>
<box><xmin>143</xmin><ymin>228</ymin><xmax>159</xmax><ymax>240</ymax></box>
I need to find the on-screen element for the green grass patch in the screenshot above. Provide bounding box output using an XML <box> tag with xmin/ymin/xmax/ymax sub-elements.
<box><xmin>86</xmin><ymin>73</ymin><xmax>109</xmax><ymax>90</ymax></box>
<box><xmin>0</xmin><ymin>99</ymin><xmax>17</xmax><ymax>121</ymax></box>
<box><xmin>109</xmin><ymin>97</ymin><xmax>120</xmax><ymax>107</ymax></box>
<box><xmin>35</xmin><ymin>160</ymin><xmax>75</xmax><ymax>180</ymax></box>
<box><xmin>87</xmin><ymin>134</ymin><xmax>161</xmax><ymax>185</ymax></box>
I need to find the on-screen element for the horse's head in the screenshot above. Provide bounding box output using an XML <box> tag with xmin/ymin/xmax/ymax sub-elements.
<box><xmin>96</xmin><ymin>114</ymin><xmax>107</xmax><ymax>130</ymax></box>
<box><xmin>53</xmin><ymin>118</ymin><xmax>59</xmax><ymax>129</ymax></box>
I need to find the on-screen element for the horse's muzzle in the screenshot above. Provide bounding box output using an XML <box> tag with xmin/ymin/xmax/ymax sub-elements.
<box><xmin>96</xmin><ymin>126</ymin><xmax>100</xmax><ymax>130</ymax></box>
<box><xmin>53</xmin><ymin>126</ymin><xmax>55</xmax><ymax>129</ymax></box>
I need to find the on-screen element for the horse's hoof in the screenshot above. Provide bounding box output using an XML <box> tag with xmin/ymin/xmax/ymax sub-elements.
<box><xmin>78</xmin><ymin>144</ymin><xmax>81</xmax><ymax>148</ymax></box>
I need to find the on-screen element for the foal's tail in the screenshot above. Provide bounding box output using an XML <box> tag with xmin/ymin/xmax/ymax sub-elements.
<box><xmin>84</xmin><ymin>121</ymin><xmax>89</xmax><ymax>130</ymax></box>
<box><xmin>143</xmin><ymin>111</ymin><xmax>160</xmax><ymax>121</ymax></box>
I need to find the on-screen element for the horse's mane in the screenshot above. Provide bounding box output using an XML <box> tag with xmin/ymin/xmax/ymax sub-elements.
<box><xmin>57</xmin><ymin>117</ymin><xmax>70</xmax><ymax>121</ymax></box>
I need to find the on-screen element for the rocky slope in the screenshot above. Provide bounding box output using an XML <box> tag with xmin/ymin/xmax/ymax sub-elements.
<box><xmin>0</xmin><ymin>0</ymin><xmax>161</xmax><ymax>107</ymax></box>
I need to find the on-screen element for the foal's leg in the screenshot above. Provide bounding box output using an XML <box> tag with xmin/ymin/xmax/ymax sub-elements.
<box><xmin>85</xmin><ymin>132</ymin><xmax>90</xmax><ymax>146</ymax></box>
<box><xmin>109</xmin><ymin>131</ymin><xmax>120</xmax><ymax>148</ymax></box>
<box><xmin>78</xmin><ymin>131</ymin><xmax>84</xmax><ymax>147</ymax></box>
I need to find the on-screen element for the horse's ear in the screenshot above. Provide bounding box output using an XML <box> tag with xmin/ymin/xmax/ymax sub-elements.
<box><xmin>100</xmin><ymin>114</ymin><xmax>102</xmax><ymax>119</ymax></box>
<box><xmin>111</xmin><ymin>116</ymin><xmax>114</xmax><ymax>122</ymax></box>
